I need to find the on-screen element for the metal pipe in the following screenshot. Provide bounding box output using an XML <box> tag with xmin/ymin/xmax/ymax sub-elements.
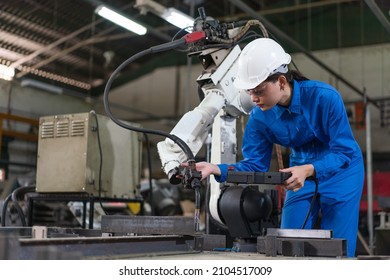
<box><xmin>365</xmin><ymin>89</ymin><xmax>374</xmax><ymax>253</ymax></box>
<box><xmin>363</xmin><ymin>0</ymin><xmax>390</xmax><ymax>35</ymax></box>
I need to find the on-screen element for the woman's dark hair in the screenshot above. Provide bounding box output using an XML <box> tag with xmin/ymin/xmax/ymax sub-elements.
<box><xmin>265</xmin><ymin>69</ymin><xmax>309</xmax><ymax>84</ymax></box>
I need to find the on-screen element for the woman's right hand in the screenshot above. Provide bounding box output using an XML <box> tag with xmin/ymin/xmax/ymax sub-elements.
<box><xmin>180</xmin><ymin>161</ymin><xmax>221</xmax><ymax>181</ymax></box>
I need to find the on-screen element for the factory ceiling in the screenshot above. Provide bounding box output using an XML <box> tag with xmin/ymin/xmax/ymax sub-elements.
<box><xmin>0</xmin><ymin>0</ymin><xmax>389</xmax><ymax>98</ymax></box>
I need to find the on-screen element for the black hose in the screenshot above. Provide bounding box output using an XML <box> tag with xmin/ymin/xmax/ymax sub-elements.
<box><xmin>11</xmin><ymin>189</ymin><xmax>27</xmax><ymax>226</ymax></box>
<box><xmin>90</xmin><ymin>111</ymin><xmax>107</xmax><ymax>215</ymax></box>
<box><xmin>194</xmin><ymin>186</ymin><xmax>201</xmax><ymax>232</ymax></box>
<box><xmin>103</xmin><ymin>38</ymin><xmax>196</xmax><ymax>162</ymax></box>
<box><xmin>301</xmin><ymin>177</ymin><xmax>319</xmax><ymax>229</ymax></box>
<box><xmin>10</xmin><ymin>185</ymin><xmax>36</xmax><ymax>227</ymax></box>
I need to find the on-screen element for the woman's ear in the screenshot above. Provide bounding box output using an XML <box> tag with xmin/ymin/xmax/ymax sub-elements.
<box><xmin>278</xmin><ymin>75</ymin><xmax>287</xmax><ymax>90</ymax></box>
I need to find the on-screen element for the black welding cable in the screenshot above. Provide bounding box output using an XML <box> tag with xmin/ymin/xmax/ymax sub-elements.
<box><xmin>90</xmin><ymin>111</ymin><xmax>107</xmax><ymax>215</ymax></box>
<box><xmin>10</xmin><ymin>185</ymin><xmax>36</xmax><ymax>227</ymax></box>
<box><xmin>300</xmin><ymin>177</ymin><xmax>319</xmax><ymax>229</ymax></box>
<box><xmin>103</xmin><ymin>37</ymin><xmax>206</xmax><ymax>230</ymax></box>
<box><xmin>194</xmin><ymin>186</ymin><xmax>201</xmax><ymax>232</ymax></box>
<box><xmin>11</xmin><ymin>188</ymin><xmax>27</xmax><ymax>226</ymax></box>
<box><xmin>103</xmin><ymin>37</ymin><xmax>196</xmax><ymax>162</ymax></box>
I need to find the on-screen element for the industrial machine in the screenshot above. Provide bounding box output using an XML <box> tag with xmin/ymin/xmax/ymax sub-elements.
<box><xmin>35</xmin><ymin>111</ymin><xmax>142</xmax><ymax>198</ymax></box>
<box><xmin>27</xmin><ymin>112</ymin><xmax>143</xmax><ymax>228</ymax></box>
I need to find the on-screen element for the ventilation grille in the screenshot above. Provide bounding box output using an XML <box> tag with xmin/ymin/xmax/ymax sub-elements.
<box><xmin>41</xmin><ymin>122</ymin><xmax>54</xmax><ymax>138</ymax></box>
<box><xmin>71</xmin><ymin>119</ymin><xmax>85</xmax><ymax>137</ymax></box>
<box><xmin>56</xmin><ymin>120</ymin><xmax>69</xmax><ymax>137</ymax></box>
<box><xmin>40</xmin><ymin>117</ymin><xmax>86</xmax><ymax>139</ymax></box>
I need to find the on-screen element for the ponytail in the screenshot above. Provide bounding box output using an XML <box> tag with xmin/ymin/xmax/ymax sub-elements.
<box><xmin>287</xmin><ymin>70</ymin><xmax>309</xmax><ymax>82</ymax></box>
<box><xmin>265</xmin><ymin>69</ymin><xmax>309</xmax><ymax>84</ymax></box>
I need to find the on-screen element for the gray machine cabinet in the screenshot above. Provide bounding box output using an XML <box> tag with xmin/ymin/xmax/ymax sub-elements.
<box><xmin>35</xmin><ymin>112</ymin><xmax>142</xmax><ymax>198</ymax></box>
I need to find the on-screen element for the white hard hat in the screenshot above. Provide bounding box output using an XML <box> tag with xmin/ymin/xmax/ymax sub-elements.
<box><xmin>233</xmin><ymin>38</ymin><xmax>291</xmax><ymax>90</ymax></box>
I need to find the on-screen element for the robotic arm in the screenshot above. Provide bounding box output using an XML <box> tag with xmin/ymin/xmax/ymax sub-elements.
<box><xmin>157</xmin><ymin>11</ymin><xmax>267</xmax><ymax>228</ymax></box>
<box><xmin>157</xmin><ymin>44</ymin><xmax>255</xmax><ymax>184</ymax></box>
<box><xmin>157</xmin><ymin>7</ymin><xmax>266</xmax><ymax>184</ymax></box>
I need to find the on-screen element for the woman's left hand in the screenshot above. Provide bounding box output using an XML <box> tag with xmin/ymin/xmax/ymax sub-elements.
<box><xmin>279</xmin><ymin>164</ymin><xmax>315</xmax><ymax>192</ymax></box>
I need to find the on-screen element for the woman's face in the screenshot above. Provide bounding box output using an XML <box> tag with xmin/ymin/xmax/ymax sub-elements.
<box><xmin>247</xmin><ymin>78</ymin><xmax>283</xmax><ymax>111</ymax></box>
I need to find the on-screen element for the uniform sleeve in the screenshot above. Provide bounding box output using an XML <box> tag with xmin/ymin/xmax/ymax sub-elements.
<box><xmin>215</xmin><ymin>114</ymin><xmax>274</xmax><ymax>182</ymax></box>
<box><xmin>311</xmin><ymin>90</ymin><xmax>359</xmax><ymax>181</ymax></box>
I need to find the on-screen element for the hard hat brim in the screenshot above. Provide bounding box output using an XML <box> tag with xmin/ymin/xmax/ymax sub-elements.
<box><xmin>233</xmin><ymin>78</ymin><xmax>262</xmax><ymax>91</ymax></box>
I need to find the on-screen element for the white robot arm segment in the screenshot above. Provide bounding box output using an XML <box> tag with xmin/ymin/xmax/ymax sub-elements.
<box><xmin>157</xmin><ymin>90</ymin><xmax>226</xmax><ymax>176</ymax></box>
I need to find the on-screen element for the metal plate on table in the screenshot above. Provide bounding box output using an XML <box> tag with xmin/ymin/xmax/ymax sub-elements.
<box><xmin>266</xmin><ymin>228</ymin><xmax>333</xmax><ymax>239</ymax></box>
<box><xmin>101</xmin><ymin>215</ymin><xmax>196</xmax><ymax>235</ymax></box>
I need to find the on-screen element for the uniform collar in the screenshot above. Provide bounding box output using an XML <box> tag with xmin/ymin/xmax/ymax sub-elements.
<box><xmin>289</xmin><ymin>80</ymin><xmax>302</xmax><ymax>113</ymax></box>
<box><xmin>275</xmin><ymin>79</ymin><xmax>301</xmax><ymax>115</ymax></box>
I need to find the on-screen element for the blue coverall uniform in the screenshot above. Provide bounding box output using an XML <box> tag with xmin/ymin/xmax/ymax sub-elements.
<box><xmin>215</xmin><ymin>79</ymin><xmax>364</xmax><ymax>257</ymax></box>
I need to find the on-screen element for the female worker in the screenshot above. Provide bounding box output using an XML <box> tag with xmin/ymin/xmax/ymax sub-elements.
<box><xmin>191</xmin><ymin>38</ymin><xmax>365</xmax><ymax>257</ymax></box>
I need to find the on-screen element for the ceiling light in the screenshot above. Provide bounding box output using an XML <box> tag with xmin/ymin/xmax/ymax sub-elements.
<box><xmin>0</xmin><ymin>64</ymin><xmax>15</xmax><ymax>81</ymax></box>
<box><xmin>95</xmin><ymin>5</ymin><xmax>147</xmax><ymax>35</ymax></box>
<box><xmin>135</xmin><ymin>0</ymin><xmax>194</xmax><ymax>32</ymax></box>
<box><xmin>161</xmin><ymin>8</ymin><xmax>194</xmax><ymax>30</ymax></box>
